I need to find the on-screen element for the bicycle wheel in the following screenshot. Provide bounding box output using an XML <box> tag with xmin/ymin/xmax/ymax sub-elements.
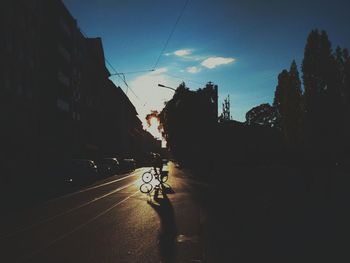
<box><xmin>142</xmin><ymin>171</ymin><xmax>153</xmax><ymax>183</ymax></box>
<box><xmin>140</xmin><ymin>183</ymin><xmax>153</xmax><ymax>194</ymax></box>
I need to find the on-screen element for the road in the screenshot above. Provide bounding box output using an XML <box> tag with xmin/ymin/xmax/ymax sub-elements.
<box><xmin>0</xmin><ymin>162</ymin><xmax>207</xmax><ymax>263</ymax></box>
<box><xmin>2</xmin><ymin>162</ymin><xmax>350</xmax><ymax>262</ymax></box>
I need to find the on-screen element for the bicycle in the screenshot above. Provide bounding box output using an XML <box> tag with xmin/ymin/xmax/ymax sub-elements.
<box><xmin>142</xmin><ymin>167</ymin><xmax>168</xmax><ymax>184</ymax></box>
<box><xmin>140</xmin><ymin>167</ymin><xmax>168</xmax><ymax>194</ymax></box>
<box><xmin>140</xmin><ymin>183</ymin><xmax>153</xmax><ymax>194</ymax></box>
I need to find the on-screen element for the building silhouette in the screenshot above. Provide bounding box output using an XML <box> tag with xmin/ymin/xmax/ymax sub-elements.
<box><xmin>1</xmin><ymin>0</ymin><xmax>160</xmax><ymax>182</ymax></box>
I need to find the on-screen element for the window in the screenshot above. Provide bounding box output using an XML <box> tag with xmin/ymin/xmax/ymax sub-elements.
<box><xmin>57</xmin><ymin>98</ymin><xmax>70</xmax><ymax>112</ymax></box>
<box><xmin>59</xmin><ymin>18</ymin><xmax>71</xmax><ymax>36</ymax></box>
<box><xmin>27</xmin><ymin>90</ymin><xmax>33</xmax><ymax>100</ymax></box>
<box><xmin>3</xmin><ymin>76</ymin><xmax>10</xmax><ymax>91</ymax></box>
<box><xmin>57</xmin><ymin>70</ymin><xmax>70</xmax><ymax>87</ymax></box>
<box><xmin>18</xmin><ymin>50</ymin><xmax>24</xmax><ymax>61</ymax></box>
<box><xmin>73</xmin><ymin>89</ymin><xmax>81</xmax><ymax>102</ymax></box>
<box><xmin>17</xmin><ymin>84</ymin><xmax>23</xmax><ymax>95</ymax></box>
<box><xmin>29</xmin><ymin>57</ymin><xmax>35</xmax><ymax>69</ymax></box>
<box><xmin>58</xmin><ymin>44</ymin><xmax>71</xmax><ymax>62</ymax></box>
<box><xmin>6</xmin><ymin>38</ymin><xmax>13</xmax><ymax>53</ymax></box>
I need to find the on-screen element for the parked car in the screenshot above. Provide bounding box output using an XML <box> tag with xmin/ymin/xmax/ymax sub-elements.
<box><xmin>96</xmin><ymin>158</ymin><xmax>120</xmax><ymax>176</ymax></box>
<box><xmin>57</xmin><ymin>159</ymin><xmax>98</xmax><ymax>185</ymax></box>
<box><xmin>120</xmin><ymin>158</ymin><xmax>136</xmax><ymax>171</ymax></box>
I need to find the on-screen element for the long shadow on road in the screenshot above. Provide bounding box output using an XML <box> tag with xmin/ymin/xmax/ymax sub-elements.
<box><xmin>148</xmin><ymin>184</ymin><xmax>177</xmax><ymax>263</ymax></box>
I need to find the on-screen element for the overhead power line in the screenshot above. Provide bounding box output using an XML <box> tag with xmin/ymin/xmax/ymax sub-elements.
<box><xmin>105</xmin><ymin>58</ymin><xmax>139</xmax><ymax>99</ymax></box>
<box><xmin>105</xmin><ymin>58</ymin><xmax>129</xmax><ymax>87</ymax></box>
<box><xmin>163</xmin><ymin>72</ymin><xmax>205</xmax><ymax>86</ymax></box>
<box><xmin>152</xmin><ymin>0</ymin><xmax>190</xmax><ymax>70</ymax></box>
<box><xmin>112</xmin><ymin>69</ymin><xmax>155</xmax><ymax>75</ymax></box>
<box><xmin>77</xmin><ymin>24</ymin><xmax>147</xmax><ymax>105</ymax></box>
<box><xmin>80</xmin><ymin>29</ymin><xmax>133</xmax><ymax>94</ymax></box>
<box><xmin>81</xmin><ymin>5</ymin><xmax>201</xmax><ymax>107</ymax></box>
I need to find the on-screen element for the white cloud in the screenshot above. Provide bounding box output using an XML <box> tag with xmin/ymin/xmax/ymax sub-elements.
<box><xmin>186</xmin><ymin>66</ymin><xmax>201</xmax><ymax>74</ymax></box>
<box><xmin>174</xmin><ymin>49</ymin><xmax>192</xmax><ymax>57</ymax></box>
<box><xmin>201</xmin><ymin>56</ymin><xmax>235</xmax><ymax>69</ymax></box>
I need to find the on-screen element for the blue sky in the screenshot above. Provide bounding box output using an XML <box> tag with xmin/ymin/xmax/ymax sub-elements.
<box><xmin>63</xmin><ymin>0</ymin><xmax>350</xmax><ymax>126</ymax></box>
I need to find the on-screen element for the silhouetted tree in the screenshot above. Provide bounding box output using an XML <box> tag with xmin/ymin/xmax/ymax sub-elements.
<box><xmin>302</xmin><ymin>29</ymin><xmax>342</xmax><ymax>158</ymax></box>
<box><xmin>273</xmin><ymin>61</ymin><xmax>302</xmax><ymax>147</ymax></box>
<box><xmin>159</xmin><ymin>82</ymin><xmax>218</xmax><ymax>167</ymax></box>
<box><xmin>336</xmin><ymin>47</ymin><xmax>350</xmax><ymax>150</ymax></box>
<box><xmin>219</xmin><ymin>95</ymin><xmax>231</xmax><ymax>122</ymax></box>
<box><xmin>343</xmin><ymin>49</ymin><xmax>350</xmax><ymax>100</ymax></box>
<box><xmin>245</xmin><ymin>103</ymin><xmax>277</xmax><ymax>127</ymax></box>
<box><xmin>287</xmin><ymin>60</ymin><xmax>303</xmax><ymax>145</ymax></box>
<box><xmin>273</xmin><ymin>69</ymin><xmax>290</xmax><ymax>130</ymax></box>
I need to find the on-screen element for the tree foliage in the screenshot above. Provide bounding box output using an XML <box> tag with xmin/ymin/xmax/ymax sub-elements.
<box><xmin>245</xmin><ymin>103</ymin><xmax>277</xmax><ymax>127</ymax></box>
<box><xmin>159</xmin><ymin>82</ymin><xmax>218</xmax><ymax>165</ymax></box>
<box><xmin>273</xmin><ymin>61</ymin><xmax>302</xmax><ymax>146</ymax></box>
<box><xmin>335</xmin><ymin>47</ymin><xmax>350</xmax><ymax>148</ymax></box>
<box><xmin>244</xmin><ymin>29</ymin><xmax>350</xmax><ymax>160</ymax></box>
<box><xmin>302</xmin><ymin>29</ymin><xmax>343</xmax><ymax>155</ymax></box>
<box><xmin>159</xmin><ymin>29</ymin><xmax>350</xmax><ymax>166</ymax></box>
<box><xmin>273</xmin><ymin>69</ymin><xmax>290</xmax><ymax>129</ymax></box>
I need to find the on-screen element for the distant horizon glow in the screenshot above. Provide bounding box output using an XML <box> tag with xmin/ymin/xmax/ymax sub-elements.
<box><xmin>147</xmin><ymin>117</ymin><xmax>161</xmax><ymax>139</ymax></box>
<box><xmin>145</xmin><ymin>116</ymin><xmax>166</xmax><ymax>147</ymax></box>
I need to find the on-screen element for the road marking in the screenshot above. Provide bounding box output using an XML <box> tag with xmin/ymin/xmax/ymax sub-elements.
<box><xmin>0</xmin><ymin>179</ymin><xmax>139</xmax><ymax>240</ymax></box>
<box><xmin>19</xmin><ymin>190</ymin><xmax>139</xmax><ymax>262</ymax></box>
<box><xmin>46</xmin><ymin>168</ymin><xmax>147</xmax><ymax>203</ymax></box>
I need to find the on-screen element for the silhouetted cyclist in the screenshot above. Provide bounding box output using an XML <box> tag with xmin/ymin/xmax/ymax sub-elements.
<box><xmin>151</xmin><ymin>152</ymin><xmax>163</xmax><ymax>177</ymax></box>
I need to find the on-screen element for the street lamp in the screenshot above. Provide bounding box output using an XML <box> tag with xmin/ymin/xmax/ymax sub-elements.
<box><xmin>158</xmin><ymin>84</ymin><xmax>176</xmax><ymax>91</ymax></box>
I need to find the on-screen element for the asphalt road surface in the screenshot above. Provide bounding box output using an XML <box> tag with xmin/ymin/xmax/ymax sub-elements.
<box><xmin>3</xmin><ymin>162</ymin><xmax>350</xmax><ymax>263</ymax></box>
<box><xmin>0</xmin><ymin>162</ymin><xmax>207</xmax><ymax>263</ymax></box>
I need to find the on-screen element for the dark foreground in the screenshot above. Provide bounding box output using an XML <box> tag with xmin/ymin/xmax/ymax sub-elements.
<box><xmin>203</xmin><ymin>163</ymin><xmax>350</xmax><ymax>262</ymax></box>
<box><xmin>1</xmin><ymin>162</ymin><xmax>350</xmax><ymax>262</ymax></box>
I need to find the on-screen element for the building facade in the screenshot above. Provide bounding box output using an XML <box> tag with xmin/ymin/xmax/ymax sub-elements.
<box><xmin>1</xmin><ymin>0</ymin><xmax>160</xmax><ymax>183</ymax></box>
